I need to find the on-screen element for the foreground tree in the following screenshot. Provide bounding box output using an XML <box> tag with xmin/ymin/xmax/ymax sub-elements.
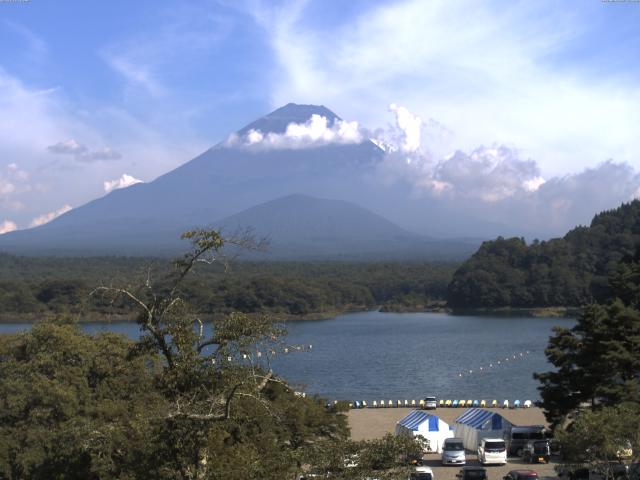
<box><xmin>0</xmin><ymin>320</ymin><xmax>165</xmax><ymax>479</ymax></box>
<box><xmin>0</xmin><ymin>230</ymin><xmax>423</xmax><ymax>479</ymax></box>
<box><xmin>555</xmin><ymin>404</ymin><xmax>640</xmax><ymax>477</ymax></box>
<box><xmin>535</xmin><ymin>251</ymin><xmax>640</xmax><ymax>428</ymax></box>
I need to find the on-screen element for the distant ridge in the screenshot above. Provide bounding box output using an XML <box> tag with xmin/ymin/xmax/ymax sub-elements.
<box><xmin>215</xmin><ymin>194</ymin><xmax>478</xmax><ymax>260</ymax></box>
<box><xmin>0</xmin><ymin>103</ymin><xmax>482</xmax><ymax>258</ymax></box>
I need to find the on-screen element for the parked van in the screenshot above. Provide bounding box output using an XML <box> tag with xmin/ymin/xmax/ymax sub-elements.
<box><xmin>442</xmin><ymin>438</ymin><xmax>466</xmax><ymax>465</ymax></box>
<box><xmin>504</xmin><ymin>425</ymin><xmax>545</xmax><ymax>457</ymax></box>
<box><xmin>477</xmin><ymin>438</ymin><xmax>507</xmax><ymax>465</ymax></box>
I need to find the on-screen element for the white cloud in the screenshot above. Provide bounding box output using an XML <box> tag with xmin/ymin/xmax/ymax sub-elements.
<box><xmin>0</xmin><ymin>162</ymin><xmax>31</xmax><ymax>210</ymax></box>
<box><xmin>388</xmin><ymin>103</ymin><xmax>422</xmax><ymax>153</ymax></box>
<box><xmin>101</xmin><ymin>7</ymin><xmax>232</xmax><ymax>96</ymax></box>
<box><xmin>47</xmin><ymin>139</ymin><xmax>122</xmax><ymax>162</ymax></box>
<box><xmin>29</xmin><ymin>204</ymin><xmax>72</xmax><ymax>228</ymax></box>
<box><xmin>104</xmin><ymin>174</ymin><xmax>143</xmax><ymax>193</ymax></box>
<box><xmin>251</xmin><ymin>0</ymin><xmax>640</xmax><ymax>176</ymax></box>
<box><xmin>47</xmin><ymin>139</ymin><xmax>87</xmax><ymax>155</ymax></box>
<box><xmin>227</xmin><ymin>114</ymin><xmax>363</xmax><ymax>149</ymax></box>
<box><xmin>103</xmin><ymin>53</ymin><xmax>166</xmax><ymax>97</ymax></box>
<box><xmin>0</xmin><ymin>220</ymin><xmax>17</xmax><ymax>235</ymax></box>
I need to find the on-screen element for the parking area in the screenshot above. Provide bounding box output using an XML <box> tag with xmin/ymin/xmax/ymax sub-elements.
<box><xmin>347</xmin><ymin>407</ymin><xmax>557</xmax><ymax>479</ymax></box>
<box><xmin>419</xmin><ymin>452</ymin><xmax>559</xmax><ymax>480</ymax></box>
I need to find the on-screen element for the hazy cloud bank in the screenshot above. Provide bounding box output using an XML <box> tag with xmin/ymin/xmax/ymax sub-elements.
<box><xmin>47</xmin><ymin>139</ymin><xmax>122</xmax><ymax>162</ymax></box>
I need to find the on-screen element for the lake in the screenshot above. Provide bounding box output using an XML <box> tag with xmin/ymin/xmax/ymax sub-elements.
<box><xmin>0</xmin><ymin>311</ymin><xmax>574</xmax><ymax>402</ymax></box>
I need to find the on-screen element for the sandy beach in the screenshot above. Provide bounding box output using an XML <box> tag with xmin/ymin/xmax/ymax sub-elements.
<box><xmin>348</xmin><ymin>407</ymin><xmax>559</xmax><ymax>480</ymax></box>
<box><xmin>348</xmin><ymin>406</ymin><xmax>549</xmax><ymax>441</ymax></box>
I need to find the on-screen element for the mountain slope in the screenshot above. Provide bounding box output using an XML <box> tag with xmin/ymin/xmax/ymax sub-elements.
<box><xmin>214</xmin><ymin>194</ymin><xmax>477</xmax><ymax>260</ymax></box>
<box><xmin>0</xmin><ymin>103</ymin><xmax>484</xmax><ymax>257</ymax></box>
<box><xmin>0</xmin><ymin>104</ymin><xmax>386</xmax><ymax>255</ymax></box>
<box><xmin>447</xmin><ymin>200</ymin><xmax>640</xmax><ymax>307</ymax></box>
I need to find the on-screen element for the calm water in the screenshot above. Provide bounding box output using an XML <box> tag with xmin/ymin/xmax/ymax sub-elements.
<box><xmin>0</xmin><ymin>311</ymin><xmax>574</xmax><ymax>402</ymax></box>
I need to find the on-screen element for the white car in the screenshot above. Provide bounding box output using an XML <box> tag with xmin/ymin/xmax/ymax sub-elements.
<box><xmin>477</xmin><ymin>438</ymin><xmax>507</xmax><ymax>465</ymax></box>
<box><xmin>423</xmin><ymin>396</ymin><xmax>438</xmax><ymax>410</ymax></box>
<box><xmin>410</xmin><ymin>466</ymin><xmax>434</xmax><ymax>480</ymax></box>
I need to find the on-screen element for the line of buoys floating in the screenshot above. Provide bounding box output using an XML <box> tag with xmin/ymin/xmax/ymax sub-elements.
<box><xmin>339</xmin><ymin>398</ymin><xmax>534</xmax><ymax>409</ymax></box>
<box><xmin>457</xmin><ymin>350</ymin><xmax>532</xmax><ymax>378</ymax></box>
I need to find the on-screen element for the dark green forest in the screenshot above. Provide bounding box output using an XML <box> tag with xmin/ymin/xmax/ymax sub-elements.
<box><xmin>0</xmin><ymin>255</ymin><xmax>456</xmax><ymax>320</ymax></box>
<box><xmin>447</xmin><ymin>200</ymin><xmax>640</xmax><ymax>308</ymax></box>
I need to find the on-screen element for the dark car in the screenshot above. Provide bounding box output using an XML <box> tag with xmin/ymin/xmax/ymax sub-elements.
<box><xmin>505</xmin><ymin>426</ymin><xmax>546</xmax><ymax>457</ymax></box>
<box><xmin>522</xmin><ymin>440</ymin><xmax>551</xmax><ymax>464</ymax></box>
<box><xmin>556</xmin><ymin>463</ymin><xmax>628</xmax><ymax>480</ymax></box>
<box><xmin>504</xmin><ymin>470</ymin><xmax>540</xmax><ymax>480</ymax></box>
<box><xmin>457</xmin><ymin>466</ymin><xmax>488</xmax><ymax>480</ymax></box>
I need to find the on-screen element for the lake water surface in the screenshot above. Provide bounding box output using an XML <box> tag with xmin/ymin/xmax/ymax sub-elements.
<box><xmin>0</xmin><ymin>311</ymin><xmax>574</xmax><ymax>402</ymax></box>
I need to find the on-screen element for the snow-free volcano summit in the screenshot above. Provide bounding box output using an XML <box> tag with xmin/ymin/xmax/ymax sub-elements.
<box><xmin>0</xmin><ymin>104</ymin><xmax>480</xmax><ymax>259</ymax></box>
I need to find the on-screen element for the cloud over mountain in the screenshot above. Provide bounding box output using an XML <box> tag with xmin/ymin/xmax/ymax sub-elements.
<box><xmin>227</xmin><ymin>113</ymin><xmax>362</xmax><ymax>150</ymax></box>
<box><xmin>0</xmin><ymin>220</ymin><xmax>17</xmax><ymax>235</ymax></box>
<box><xmin>29</xmin><ymin>204</ymin><xmax>72</xmax><ymax>228</ymax></box>
<box><xmin>104</xmin><ymin>174</ymin><xmax>143</xmax><ymax>193</ymax></box>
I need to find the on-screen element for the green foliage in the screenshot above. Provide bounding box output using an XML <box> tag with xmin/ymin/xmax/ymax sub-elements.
<box><xmin>448</xmin><ymin>200</ymin><xmax>640</xmax><ymax>308</ymax></box>
<box><xmin>300</xmin><ymin>433</ymin><xmax>426</xmax><ymax>479</ymax></box>
<box><xmin>556</xmin><ymin>404</ymin><xmax>640</xmax><ymax>462</ymax></box>
<box><xmin>555</xmin><ymin>404</ymin><xmax>640</xmax><ymax>477</ymax></box>
<box><xmin>0</xmin><ymin>256</ymin><xmax>457</xmax><ymax>319</ymax></box>
<box><xmin>0</xmin><ymin>319</ymin><xmax>165</xmax><ymax>479</ymax></box>
<box><xmin>0</xmin><ymin>230</ymin><xmax>425</xmax><ymax>479</ymax></box>
<box><xmin>535</xmin><ymin>250</ymin><xmax>640</xmax><ymax>428</ymax></box>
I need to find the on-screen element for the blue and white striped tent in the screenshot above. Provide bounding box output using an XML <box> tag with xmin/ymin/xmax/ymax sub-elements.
<box><xmin>395</xmin><ymin>410</ymin><xmax>454</xmax><ymax>453</ymax></box>
<box><xmin>453</xmin><ymin>408</ymin><xmax>512</xmax><ymax>450</ymax></box>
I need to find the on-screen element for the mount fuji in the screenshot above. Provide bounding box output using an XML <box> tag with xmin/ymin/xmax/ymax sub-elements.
<box><xmin>0</xmin><ymin>104</ymin><xmax>482</xmax><ymax>259</ymax></box>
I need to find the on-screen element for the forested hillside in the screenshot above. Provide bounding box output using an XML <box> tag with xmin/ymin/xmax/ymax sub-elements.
<box><xmin>447</xmin><ymin>201</ymin><xmax>640</xmax><ymax>308</ymax></box>
<box><xmin>0</xmin><ymin>256</ymin><xmax>455</xmax><ymax>319</ymax></box>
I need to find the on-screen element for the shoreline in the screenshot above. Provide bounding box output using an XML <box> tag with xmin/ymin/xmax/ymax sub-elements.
<box><xmin>0</xmin><ymin>304</ymin><xmax>580</xmax><ymax>324</ymax></box>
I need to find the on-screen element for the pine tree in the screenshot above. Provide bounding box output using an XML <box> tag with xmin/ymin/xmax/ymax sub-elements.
<box><xmin>535</xmin><ymin>251</ymin><xmax>640</xmax><ymax>428</ymax></box>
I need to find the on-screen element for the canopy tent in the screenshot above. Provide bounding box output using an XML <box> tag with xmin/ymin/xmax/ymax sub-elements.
<box><xmin>395</xmin><ymin>410</ymin><xmax>454</xmax><ymax>453</ymax></box>
<box><xmin>453</xmin><ymin>408</ymin><xmax>512</xmax><ymax>451</ymax></box>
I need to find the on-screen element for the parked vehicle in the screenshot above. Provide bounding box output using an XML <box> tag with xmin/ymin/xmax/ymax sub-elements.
<box><xmin>456</xmin><ymin>466</ymin><xmax>487</xmax><ymax>480</ymax></box>
<box><xmin>504</xmin><ymin>470</ymin><xmax>539</xmax><ymax>480</ymax></box>
<box><xmin>410</xmin><ymin>466</ymin><xmax>434</xmax><ymax>480</ymax></box>
<box><xmin>522</xmin><ymin>440</ymin><xmax>551</xmax><ymax>464</ymax></box>
<box><xmin>423</xmin><ymin>396</ymin><xmax>438</xmax><ymax>410</ymax></box>
<box><xmin>504</xmin><ymin>425</ymin><xmax>546</xmax><ymax>457</ymax></box>
<box><xmin>477</xmin><ymin>438</ymin><xmax>507</xmax><ymax>465</ymax></box>
<box><xmin>629</xmin><ymin>462</ymin><xmax>639</xmax><ymax>480</ymax></box>
<box><xmin>556</xmin><ymin>463</ymin><xmax>628</xmax><ymax>480</ymax></box>
<box><xmin>442</xmin><ymin>438</ymin><xmax>466</xmax><ymax>465</ymax></box>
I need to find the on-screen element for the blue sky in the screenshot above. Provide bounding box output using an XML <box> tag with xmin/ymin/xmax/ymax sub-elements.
<box><xmin>1</xmin><ymin>0</ymin><xmax>640</xmax><ymax>232</ymax></box>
